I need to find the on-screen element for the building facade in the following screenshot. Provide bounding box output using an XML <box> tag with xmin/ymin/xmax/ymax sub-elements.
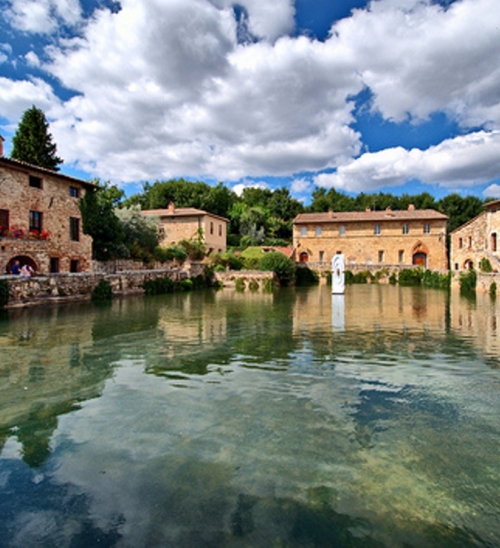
<box><xmin>0</xmin><ymin>156</ymin><xmax>95</xmax><ymax>274</ymax></box>
<box><xmin>450</xmin><ymin>200</ymin><xmax>500</xmax><ymax>272</ymax></box>
<box><xmin>142</xmin><ymin>203</ymin><xmax>228</xmax><ymax>254</ymax></box>
<box><xmin>293</xmin><ymin>206</ymin><xmax>448</xmax><ymax>270</ymax></box>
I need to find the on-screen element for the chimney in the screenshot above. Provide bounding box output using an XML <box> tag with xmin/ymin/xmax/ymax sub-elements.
<box><xmin>0</xmin><ymin>134</ymin><xmax>4</xmax><ymax>157</ymax></box>
<box><xmin>408</xmin><ymin>204</ymin><xmax>415</xmax><ymax>211</ymax></box>
<box><xmin>168</xmin><ymin>202</ymin><xmax>175</xmax><ymax>214</ymax></box>
<box><xmin>365</xmin><ymin>207</ymin><xmax>371</xmax><ymax>212</ymax></box>
<box><xmin>386</xmin><ymin>206</ymin><xmax>392</xmax><ymax>212</ymax></box>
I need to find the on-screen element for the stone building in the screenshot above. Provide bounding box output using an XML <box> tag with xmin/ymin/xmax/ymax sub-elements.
<box><xmin>0</xmin><ymin>155</ymin><xmax>96</xmax><ymax>274</ymax></box>
<box><xmin>142</xmin><ymin>203</ymin><xmax>228</xmax><ymax>254</ymax></box>
<box><xmin>450</xmin><ymin>200</ymin><xmax>500</xmax><ymax>272</ymax></box>
<box><xmin>293</xmin><ymin>205</ymin><xmax>448</xmax><ymax>270</ymax></box>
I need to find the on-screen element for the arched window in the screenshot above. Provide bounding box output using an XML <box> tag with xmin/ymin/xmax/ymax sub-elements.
<box><xmin>299</xmin><ymin>252</ymin><xmax>309</xmax><ymax>262</ymax></box>
<box><xmin>491</xmin><ymin>232</ymin><xmax>497</xmax><ymax>252</ymax></box>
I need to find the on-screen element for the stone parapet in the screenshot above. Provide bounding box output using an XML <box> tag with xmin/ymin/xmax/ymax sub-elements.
<box><xmin>214</xmin><ymin>270</ymin><xmax>276</xmax><ymax>288</ymax></box>
<box><xmin>1</xmin><ymin>268</ymin><xmax>187</xmax><ymax>308</ymax></box>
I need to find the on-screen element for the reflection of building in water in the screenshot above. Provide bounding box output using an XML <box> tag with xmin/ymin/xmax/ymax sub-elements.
<box><xmin>293</xmin><ymin>285</ymin><xmax>448</xmax><ymax>335</ymax></box>
<box><xmin>450</xmin><ymin>291</ymin><xmax>500</xmax><ymax>365</ymax></box>
<box><xmin>0</xmin><ymin>305</ymin><xmax>117</xmax><ymax>467</ymax></box>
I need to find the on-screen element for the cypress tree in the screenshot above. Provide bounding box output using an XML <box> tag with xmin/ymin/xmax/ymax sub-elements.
<box><xmin>11</xmin><ymin>105</ymin><xmax>63</xmax><ymax>171</ymax></box>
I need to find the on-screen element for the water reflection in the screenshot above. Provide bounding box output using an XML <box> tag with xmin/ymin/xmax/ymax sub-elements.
<box><xmin>0</xmin><ymin>286</ymin><xmax>500</xmax><ymax>546</ymax></box>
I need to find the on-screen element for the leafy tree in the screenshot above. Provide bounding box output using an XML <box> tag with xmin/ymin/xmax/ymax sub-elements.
<box><xmin>11</xmin><ymin>106</ymin><xmax>63</xmax><ymax>171</ymax></box>
<box><xmin>115</xmin><ymin>206</ymin><xmax>160</xmax><ymax>260</ymax></box>
<box><xmin>437</xmin><ymin>194</ymin><xmax>484</xmax><ymax>234</ymax></box>
<box><xmin>80</xmin><ymin>182</ymin><xmax>127</xmax><ymax>260</ymax></box>
<box><xmin>260</xmin><ymin>251</ymin><xmax>295</xmax><ymax>286</ymax></box>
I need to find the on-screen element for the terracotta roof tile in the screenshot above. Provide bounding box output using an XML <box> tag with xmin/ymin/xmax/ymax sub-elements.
<box><xmin>0</xmin><ymin>156</ymin><xmax>97</xmax><ymax>188</ymax></box>
<box><xmin>293</xmin><ymin>209</ymin><xmax>447</xmax><ymax>224</ymax></box>
<box><xmin>142</xmin><ymin>208</ymin><xmax>229</xmax><ymax>222</ymax></box>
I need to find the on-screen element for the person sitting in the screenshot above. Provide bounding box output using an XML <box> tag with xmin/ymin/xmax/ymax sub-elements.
<box><xmin>21</xmin><ymin>264</ymin><xmax>34</xmax><ymax>278</ymax></box>
<box><xmin>10</xmin><ymin>260</ymin><xmax>20</xmax><ymax>275</ymax></box>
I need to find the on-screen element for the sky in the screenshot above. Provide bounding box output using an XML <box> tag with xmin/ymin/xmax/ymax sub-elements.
<box><xmin>1</xmin><ymin>0</ymin><xmax>500</xmax><ymax>204</ymax></box>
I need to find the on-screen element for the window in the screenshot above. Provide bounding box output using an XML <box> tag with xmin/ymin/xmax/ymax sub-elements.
<box><xmin>423</xmin><ymin>223</ymin><xmax>431</xmax><ymax>234</ymax></box>
<box><xmin>491</xmin><ymin>232</ymin><xmax>497</xmax><ymax>252</ymax></box>
<box><xmin>50</xmin><ymin>258</ymin><xmax>60</xmax><ymax>273</ymax></box>
<box><xmin>374</xmin><ymin>224</ymin><xmax>381</xmax><ymax>235</ymax></box>
<box><xmin>29</xmin><ymin>210</ymin><xmax>43</xmax><ymax>233</ymax></box>
<box><xmin>454</xmin><ymin>263</ymin><xmax>459</xmax><ymax>271</ymax></box>
<box><xmin>70</xmin><ymin>217</ymin><xmax>80</xmax><ymax>242</ymax></box>
<box><xmin>69</xmin><ymin>186</ymin><xmax>80</xmax><ymax>198</ymax></box>
<box><xmin>319</xmin><ymin>251</ymin><xmax>324</xmax><ymax>263</ymax></box>
<box><xmin>378</xmin><ymin>250</ymin><xmax>384</xmax><ymax>263</ymax></box>
<box><xmin>29</xmin><ymin>175</ymin><xmax>42</xmax><ymax>189</ymax></box>
<box><xmin>468</xmin><ymin>236</ymin><xmax>472</xmax><ymax>248</ymax></box>
<box><xmin>402</xmin><ymin>223</ymin><xmax>409</xmax><ymax>235</ymax></box>
<box><xmin>399</xmin><ymin>250</ymin><xmax>404</xmax><ymax>263</ymax></box>
<box><xmin>315</xmin><ymin>226</ymin><xmax>322</xmax><ymax>237</ymax></box>
<box><xmin>210</xmin><ymin>221</ymin><xmax>214</xmax><ymax>235</ymax></box>
<box><xmin>0</xmin><ymin>209</ymin><xmax>8</xmax><ymax>235</ymax></box>
<box><xmin>339</xmin><ymin>225</ymin><xmax>346</xmax><ymax>236</ymax></box>
<box><xmin>70</xmin><ymin>260</ymin><xmax>79</xmax><ymax>273</ymax></box>
<box><xmin>300</xmin><ymin>226</ymin><xmax>307</xmax><ymax>237</ymax></box>
<box><xmin>219</xmin><ymin>224</ymin><xmax>222</xmax><ymax>237</ymax></box>
<box><xmin>458</xmin><ymin>237</ymin><xmax>463</xmax><ymax>249</ymax></box>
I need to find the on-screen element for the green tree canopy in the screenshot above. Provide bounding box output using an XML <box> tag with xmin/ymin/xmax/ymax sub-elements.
<box><xmin>11</xmin><ymin>106</ymin><xmax>63</xmax><ymax>171</ymax></box>
<box><xmin>79</xmin><ymin>182</ymin><xmax>127</xmax><ymax>261</ymax></box>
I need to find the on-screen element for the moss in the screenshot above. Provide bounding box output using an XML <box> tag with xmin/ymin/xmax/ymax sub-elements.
<box><xmin>0</xmin><ymin>280</ymin><xmax>9</xmax><ymax>308</ymax></box>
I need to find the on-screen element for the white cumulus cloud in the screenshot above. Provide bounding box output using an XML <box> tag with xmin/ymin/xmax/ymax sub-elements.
<box><xmin>315</xmin><ymin>131</ymin><xmax>500</xmax><ymax>192</ymax></box>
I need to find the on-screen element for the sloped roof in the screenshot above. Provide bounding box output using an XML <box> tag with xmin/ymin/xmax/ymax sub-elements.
<box><xmin>0</xmin><ymin>156</ymin><xmax>97</xmax><ymax>188</ymax></box>
<box><xmin>142</xmin><ymin>207</ymin><xmax>229</xmax><ymax>223</ymax></box>
<box><xmin>293</xmin><ymin>209</ymin><xmax>448</xmax><ymax>224</ymax></box>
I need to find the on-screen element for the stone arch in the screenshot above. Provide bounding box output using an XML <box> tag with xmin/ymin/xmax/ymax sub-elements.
<box><xmin>6</xmin><ymin>255</ymin><xmax>38</xmax><ymax>275</ymax></box>
<box><xmin>463</xmin><ymin>259</ymin><xmax>474</xmax><ymax>270</ymax></box>
<box><xmin>412</xmin><ymin>242</ymin><xmax>429</xmax><ymax>268</ymax></box>
<box><xmin>299</xmin><ymin>251</ymin><xmax>309</xmax><ymax>263</ymax></box>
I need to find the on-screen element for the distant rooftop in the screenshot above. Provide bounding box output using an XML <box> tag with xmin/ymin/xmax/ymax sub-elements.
<box><xmin>142</xmin><ymin>203</ymin><xmax>229</xmax><ymax>222</ymax></box>
<box><xmin>294</xmin><ymin>206</ymin><xmax>448</xmax><ymax>224</ymax></box>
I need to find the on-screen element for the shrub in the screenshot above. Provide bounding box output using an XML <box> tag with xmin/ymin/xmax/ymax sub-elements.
<box><xmin>398</xmin><ymin>268</ymin><xmax>424</xmax><ymax>286</ymax></box>
<box><xmin>345</xmin><ymin>270</ymin><xmax>371</xmax><ymax>284</ymax></box>
<box><xmin>459</xmin><ymin>269</ymin><xmax>477</xmax><ymax>294</ymax></box>
<box><xmin>490</xmin><ymin>282</ymin><xmax>497</xmax><ymax>298</ymax></box>
<box><xmin>480</xmin><ymin>257</ymin><xmax>493</xmax><ymax>273</ymax></box>
<box><xmin>143</xmin><ymin>277</ymin><xmax>175</xmax><ymax>295</ymax></box>
<box><xmin>209</xmin><ymin>251</ymin><xmax>243</xmax><ymax>271</ymax></box>
<box><xmin>179</xmin><ymin>238</ymin><xmax>205</xmax><ymax>261</ymax></box>
<box><xmin>295</xmin><ymin>266</ymin><xmax>319</xmax><ymax>286</ymax></box>
<box><xmin>422</xmin><ymin>270</ymin><xmax>451</xmax><ymax>290</ymax></box>
<box><xmin>157</xmin><ymin>244</ymin><xmax>188</xmax><ymax>263</ymax></box>
<box><xmin>91</xmin><ymin>279</ymin><xmax>113</xmax><ymax>301</ymax></box>
<box><xmin>240</xmin><ymin>247</ymin><xmax>264</xmax><ymax>270</ymax></box>
<box><xmin>260</xmin><ymin>252</ymin><xmax>295</xmax><ymax>286</ymax></box>
<box><xmin>235</xmin><ymin>278</ymin><xmax>246</xmax><ymax>291</ymax></box>
<box><xmin>180</xmin><ymin>279</ymin><xmax>193</xmax><ymax>291</ymax></box>
<box><xmin>389</xmin><ymin>273</ymin><xmax>397</xmax><ymax>285</ymax></box>
<box><xmin>0</xmin><ymin>279</ymin><xmax>9</xmax><ymax>308</ymax></box>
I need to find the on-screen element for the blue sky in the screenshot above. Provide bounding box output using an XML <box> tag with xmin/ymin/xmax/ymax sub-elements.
<box><xmin>1</xmin><ymin>0</ymin><xmax>500</xmax><ymax>204</ymax></box>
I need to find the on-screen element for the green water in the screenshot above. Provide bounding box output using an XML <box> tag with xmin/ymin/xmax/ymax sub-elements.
<box><xmin>1</xmin><ymin>285</ymin><xmax>500</xmax><ymax>547</ymax></box>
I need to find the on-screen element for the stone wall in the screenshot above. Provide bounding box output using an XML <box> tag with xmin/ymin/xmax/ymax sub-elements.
<box><xmin>1</xmin><ymin>268</ymin><xmax>187</xmax><ymax>308</ymax></box>
<box><xmin>214</xmin><ymin>270</ymin><xmax>276</xmax><ymax>289</ymax></box>
<box><xmin>451</xmin><ymin>271</ymin><xmax>500</xmax><ymax>294</ymax></box>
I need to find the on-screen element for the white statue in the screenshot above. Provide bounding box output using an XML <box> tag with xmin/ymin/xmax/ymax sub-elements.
<box><xmin>331</xmin><ymin>254</ymin><xmax>345</xmax><ymax>295</ymax></box>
